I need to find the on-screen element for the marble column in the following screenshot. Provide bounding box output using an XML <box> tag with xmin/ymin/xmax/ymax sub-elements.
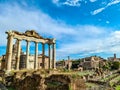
<box><xmin>34</xmin><ymin>42</ymin><xmax>38</xmax><ymax>70</ymax></box>
<box><xmin>48</xmin><ymin>44</ymin><xmax>51</xmax><ymax>69</ymax></box>
<box><xmin>42</xmin><ymin>43</ymin><xmax>45</xmax><ymax>69</ymax></box>
<box><xmin>26</xmin><ymin>40</ymin><xmax>30</xmax><ymax>69</ymax></box>
<box><xmin>16</xmin><ymin>39</ymin><xmax>21</xmax><ymax>70</ymax></box>
<box><xmin>6</xmin><ymin>35</ymin><xmax>13</xmax><ymax>71</ymax></box>
<box><xmin>52</xmin><ymin>43</ymin><xmax>56</xmax><ymax>69</ymax></box>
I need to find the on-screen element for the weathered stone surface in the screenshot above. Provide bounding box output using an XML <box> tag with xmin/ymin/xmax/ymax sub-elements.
<box><xmin>14</xmin><ymin>74</ymin><xmax>45</xmax><ymax>90</ymax></box>
<box><xmin>5</xmin><ymin>72</ymin><xmax>86</xmax><ymax>90</ymax></box>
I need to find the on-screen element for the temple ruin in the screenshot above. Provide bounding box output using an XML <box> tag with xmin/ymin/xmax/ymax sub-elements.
<box><xmin>5</xmin><ymin>30</ymin><xmax>56</xmax><ymax>71</ymax></box>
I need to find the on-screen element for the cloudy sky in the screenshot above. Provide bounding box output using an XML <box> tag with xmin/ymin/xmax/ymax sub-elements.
<box><xmin>0</xmin><ymin>0</ymin><xmax>120</xmax><ymax>60</ymax></box>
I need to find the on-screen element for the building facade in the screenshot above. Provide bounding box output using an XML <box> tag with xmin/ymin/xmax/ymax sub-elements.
<box><xmin>81</xmin><ymin>56</ymin><xmax>101</xmax><ymax>70</ymax></box>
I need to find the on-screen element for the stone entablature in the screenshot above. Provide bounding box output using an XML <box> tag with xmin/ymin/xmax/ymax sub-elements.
<box><xmin>6</xmin><ymin>30</ymin><xmax>54</xmax><ymax>43</ymax></box>
<box><xmin>5</xmin><ymin>30</ymin><xmax>56</xmax><ymax>71</ymax></box>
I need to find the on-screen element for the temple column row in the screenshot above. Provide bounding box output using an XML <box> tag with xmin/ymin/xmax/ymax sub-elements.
<box><xmin>42</xmin><ymin>43</ymin><xmax>56</xmax><ymax>69</ymax></box>
<box><xmin>6</xmin><ymin>38</ymin><xmax>56</xmax><ymax>71</ymax></box>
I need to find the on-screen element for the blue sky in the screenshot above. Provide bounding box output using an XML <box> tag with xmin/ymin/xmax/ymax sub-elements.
<box><xmin>0</xmin><ymin>0</ymin><xmax>120</xmax><ymax>60</ymax></box>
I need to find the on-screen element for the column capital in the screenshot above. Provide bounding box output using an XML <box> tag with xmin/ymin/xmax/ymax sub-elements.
<box><xmin>52</xmin><ymin>42</ymin><xmax>56</xmax><ymax>45</ymax></box>
<box><xmin>26</xmin><ymin>40</ymin><xmax>30</xmax><ymax>42</ymax></box>
<box><xmin>48</xmin><ymin>43</ymin><xmax>51</xmax><ymax>46</ymax></box>
<box><xmin>17</xmin><ymin>38</ymin><xmax>22</xmax><ymax>41</ymax></box>
<box><xmin>7</xmin><ymin>31</ymin><xmax>14</xmax><ymax>36</ymax></box>
<box><xmin>52</xmin><ymin>38</ymin><xmax>56</xmax><ymax>43</ymax></box>
<box><xmin>7</xmin><ymin>34</ymin><xmax>14</xmax><ymax>39</ymax></box>
<box><xmin>41</xmin><ymin>42</ymin><xmax>45</xmax><ymax>44</ymax></box>
<box><xmin>41</xmin><ymin>43</ymin><xmax>45</xmax><ymax>46</ymax></box>
<box><xmin>34</xmin><ymin>41</ymin><xmax>39</xmax><ymax>44</ymax></box>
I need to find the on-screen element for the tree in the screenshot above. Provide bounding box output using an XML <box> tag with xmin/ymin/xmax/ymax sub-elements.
<box><xmin>111</xmin><ymin>61</ymin><xmax>120</xmax><ymax>70</ymax></box>
<box><xmin>102</xmin><ymin>63</ymin><xmax>110</xmax><ymax>70</ymax></box>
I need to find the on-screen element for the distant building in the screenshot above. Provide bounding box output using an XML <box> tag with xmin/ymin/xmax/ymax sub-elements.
<box><xmin>80</xmin><ymin>56</ymin><xmax>101</xmax><ymax>70</ymax></box>
<box><xmin>108</xmin><ymin>53</ymin><xmax>120</xmax><ymax>61</ymax></box>
<box><xmin>0</xmin><ymin>55</ymin><xmax>6</xmax><ymax>70</ymax></box>
<box><xmin>56</xmin><ymin>56</ymin><xmax>72</xmax><ymax>70</ymax></box>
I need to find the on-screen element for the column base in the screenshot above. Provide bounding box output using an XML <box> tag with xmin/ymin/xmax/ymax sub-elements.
<box><xmin>5</xmin><ymin>70</ymin><xmax>11</xmax><ymax>75</ymax></box>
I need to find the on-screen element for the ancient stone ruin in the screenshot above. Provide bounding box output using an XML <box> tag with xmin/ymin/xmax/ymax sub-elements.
<box><xmin>5</xmin><ymin>71</ymin><xmax>86</xmax><ymax>90</ymax></box>
<box><xmin>5</xmin><ymin>30</ymin><xmax>56</xmax><ymax>71</ymax></box>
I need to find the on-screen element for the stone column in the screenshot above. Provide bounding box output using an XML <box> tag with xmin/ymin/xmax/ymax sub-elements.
<box><xmin>34</xmin><ymin>42</ymin><xmax>38</xmax><ymax>70</ymax></box>
<box><xmin>48</xmin><ymin>44</ymin><xmax>51</xmax><ymax>69</ymax></box>
<box><xmin>52</xmin><ymin>43</ymin><xmax>56</xmax><ymax>69</ymax></box>
<box><xmin>6</xmin><ymin>35</ymin><xmax>13</xmax><ymax>71</ymax></box>
<box><xmin>42</xmin><ymin>43</ymin><xmax>45</xmax><ymax>69</ymax></box>
<box><xmin>68</xmin><ymin>56</ymin><xmax>70</xmax><ymax>70</ymax></box>
<box><xmin>16</xmin><ymin>39</ymin><xmax>21</xmax><ymax>70</ymax></box>
<box><xmin>26</xmin><ymin>40</ymin><xmax>30</xmax><ymax>69</ymax></box>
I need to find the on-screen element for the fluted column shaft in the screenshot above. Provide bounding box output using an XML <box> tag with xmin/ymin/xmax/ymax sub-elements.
<box><xmin>16</xmin><ymin>39</ymin><xmax>21</xmax><ymax>70</ymax></box>
<box><xmin>6</xmin><ymin>35</ymin><xmax>13</xmax><ymax>71</ymax></box>
<box><xmin>52</xmin><ymin>43</ymin><xmax>56</xmax><ymax>69</ymax></box>
<box><xmin>26</xmin><ymin>40</ymin><xmax>30</xmax><ymax>69</ymax></box>
<box><xmin>42</xmin><ymin>43</ymin><xmax>45</xmax><ymax>69</ymax></box>
<box><xmin>34</xmin><ymin>42</ymin><xmax>38</xmax><ymax>70</ymax></box>
<box><xmin>48</xmin><ymin>44</ymin><xmax>51</xmax><ymax>69</ymax></box>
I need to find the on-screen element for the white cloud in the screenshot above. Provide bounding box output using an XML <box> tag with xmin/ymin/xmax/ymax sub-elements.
<box><xmin>89</xmin><ymin>0</ymin><xmax>97</xmax><ymax>3</ymax></box>
<box><xmin>52</xmin><ymin>0</ymin><xmax>59</xmax><ymax>4</ymax></box>
<box><xmin>107</xmin><ymin>0</ymin><xmax>120</xmax><ymax>6</ymax></box>
<box><xmin>92</xmin><ymin>7</ymin><xmax>105</xmax><ymax>15</ymax></box>
<box><xmin>52</xmin><ymin>0</ymin><xmax>81</xmax><ymax>7</ymax></box>
<box><xmin>52</xmin><ymin>0</ymin><xmax>60</xmax><ymax>6</ymax></box>
<box><xmin>63</xmin><ymin>0</ymin><xmax>81</xmax><ymax>7</ymax></box>
<box><xmin>92</xmin><ymin>0</ymin><xmax>120</xmax><ymax>15</ymax></box>
<box><xmin>57</xmin><ymin>30</ymin><xmax>120</xmax><ymax>58</ymax></box>
<box><xmin>106</xmin><ymin>21</ymin><xmax>110</xmax><ymax>24</ymax></box>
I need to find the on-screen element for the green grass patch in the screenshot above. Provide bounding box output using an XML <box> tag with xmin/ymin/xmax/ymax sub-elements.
<box><xmin>47</xmin><ymin>81</ymin><xmax>62</xmax><ymax>88</ymax></box>
<box><xmin>86</xmin><ymin>83</ymin><xmax>98</xmax><ymax>88</ymax></box>
<box><xmin>7</xmin><ymin>87</ymin><xmax>16</xmax><ymax>90</ymax></box>
<box><xmin>115</xmin><ymin>85</ymin><xmax>120</xmax><ymax>90</ymax></box>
